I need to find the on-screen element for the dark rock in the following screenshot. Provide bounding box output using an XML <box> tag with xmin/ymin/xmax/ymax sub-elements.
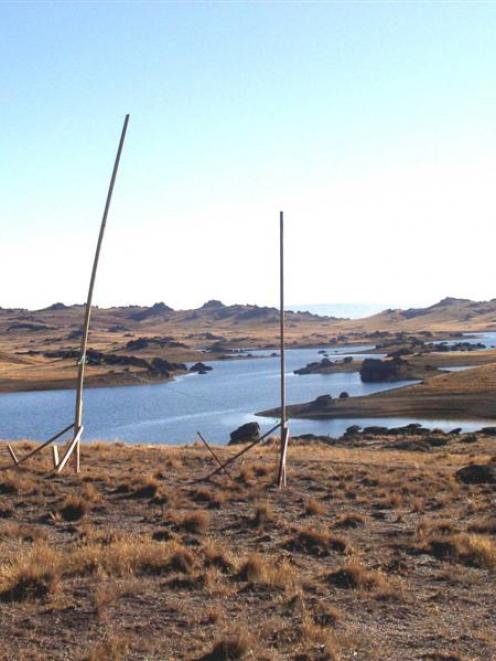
<box><xmin>151</xmin><ymin>357</ymin><xmax>187</xmax><ymax>376</ymax></box>
<box><xmin>426</xmin><ymin>437</ymin><xmax>449</xmax><ymax>447</ymax></box>
<box><xmin>456</xmin><ymin>464</ymin><xmax>496</xmax><ymax>484</ymax></box>
<box><xmin>201</xmin><ymin>299</ymin><xmax>225</xmax><ymax>309</ymax></box>
<box><xmin>363</xmin><ymin>426</ymin><xmax>389</xmax><ymax>435</ymax></box>
<box><xmin>360</xmin><ymin>357</ymin><xmax>424</xmax><ymax>383</ymax></box>
<box><xmin>313</xmin><ymin>394</ymin><xmax>333</xmax><ymax>409</ymax></box>
<box><xmin>393</xmin><ymin>440</ymin><xmax>431</xmax><ymax>452</ymax></box>
<box><xmin>339</xmin><ymin>391</ymin><xmax>349</xmax><ymax>399</ymax></box>
<box><xmin>189</xmin><ymin>362</ymin><xmax>213</xmax><ymax>373</ymax></box>
<box><xmin>480</xmin><ymin>427</ymin><xmax>496</xmax><ymax>436</ymax></box>
<box><xmin>128</xmin><ymin>302</ymin><xmax>173</xmax><ymax>321</ymax></box>
<box><xmin>345</xmin><ymin>425</ymin><xmax>361</xmax><ymax>435</ymax></box>
<box><xmin>229</xmin><ymin>422</ymin><xmax>260</xmax><ymax>445</ymax></box>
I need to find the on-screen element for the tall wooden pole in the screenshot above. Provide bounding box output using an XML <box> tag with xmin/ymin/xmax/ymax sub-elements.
<box><xmin>277</xmin><ymin>210</ymin><xmax>289</xmax><ymax>487</ymax></box>
<box><xmin>72</xmin><ymin>113</ymin><xmax>130</xmax><ymax>471</ymax></box>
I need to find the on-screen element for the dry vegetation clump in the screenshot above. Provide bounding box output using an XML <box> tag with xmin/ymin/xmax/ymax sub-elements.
<box><xmin>64</xmin><ymin>537</ymin><xmax>191</xmax><ymax>578</ymax></box>
<box><xmin>189</xmin><ymin>487</ymin><xmax>226</xmax><ymax>509</ymax></box>
<box><xmin>0</xmin><ymin>543</ymin><xmax>61</xmax><ymax>602</ymax></box>
<box><xmin>130</xmin><ymin>475</ymin><xmax>161</xmax><ymax>499</ymax></box>
<box><xmin>288</xmin><ymin>527</ymin><xmax>349</xmax><ymax>557</ymax></box>
<box><xmin>0</xmin><ymin>522</ymin><xmax>46</xmax><ymax>543</ymax></box>
<box><xmin>203</xmin><ymin>543</ymin><xmax>236</xmax><ymax>574</ymax></box>
<box><xmin>304</xmin><ymin>497</ymin><xmax>325</xmax><ymax>516</ymax></box>
<box><xmin>468</xmin><ymin>517</ymin><xmax>496</xmax><ymax>535</ymax></box>
<box><xmin>83</xmin><ymin>633</ymin><xmax>130</xmax><ymax>661</ymax></box>
<box><xmin>326</xmin><ymin>560</ymin><xmax>388</xmax><ymax>591</ymax></box>
<box><xmin>237</xmin><ymin>553</ymin><xmax>297</xmax><ymax>592</ymax></box>
<box><xmin>174</xmin><ymin>510</ymin><xmax>210</xmax><ymax>534</ymax></box>
<box><xmin>0</xmin><ymin>471</ymin><xmax>36</xmax><ymax>495</ymax></box>
<box><xmin>252</xmin><ymin>501</ymin><xmax>274</xmax><ymax>527</ymax></box>
<box><xmin>333</xmin><ymin>513</ymin><xmax>366</xmax><ymax>529</ymax></box>
<box><xmin>198</xmin><ymin>632</ymin><xmax>252</xmax><ymax>661</ymax></box>
<box><xmin>423</xmin><ymin>533</ymin><xmax>496</xmax><ymax>569</ymax></box>
<box><xmin>59</xmin><ymin>494</ymin><xmax>88</xmax><ymax>522</ymax></box>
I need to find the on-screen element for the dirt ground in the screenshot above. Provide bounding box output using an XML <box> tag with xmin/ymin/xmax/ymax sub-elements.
<box><xmin>0</xmin><ymin>434</ymin><xmax>494</xmax><ymax>660</ymax></box>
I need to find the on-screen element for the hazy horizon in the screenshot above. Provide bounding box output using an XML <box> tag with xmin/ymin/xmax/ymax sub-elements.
<box><xmin>1</xmin><ymin>296</ymin><xmax>485</xmax><ymax>319</ymax></box>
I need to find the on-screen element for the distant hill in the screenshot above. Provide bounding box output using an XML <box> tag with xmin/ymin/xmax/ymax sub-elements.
<box><xmin>289</xmin><ymin>302</ymin><xmax>390</xmax><ymax>319</ymax></box>
<box><xmin>2</xmin><ymin>297</ymin><xmax>496</xmax><ymax>337</ymax></box>
<box><xmin>347</xmin><ymin>297</ymin><xmax>496</xmax><ymax>332</ymax></box>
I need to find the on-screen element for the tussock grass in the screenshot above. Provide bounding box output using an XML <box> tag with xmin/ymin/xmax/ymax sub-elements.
<box><xmin>304</xmin><ymin>497</ymin><xmax>325</xmax><ymax>516</ymax></box>
<box><xmin>189</xmin><ymin>487</ymin><xmax>226</xmax><ymax>509</ymax></box>
<box><xmin>199</xmin><ymin>632</ymin><xmax>252</xmax><ymax>660</ymax></box>
<box><xmin>83</xmin><ymin>633</ymin><xmax>129</xmax><ymax>661</ymax></box>
<box><xmin>175</xmin><ymin>510</ymin><xmax>210</xmax><ymax>534</ymax></box>
<box><xmin>424</xmin><ymin>533</ymin><xmax>496</xmax><ymax>569</ymax></box>
<box><xmin>333</xmin><ymin>513</ymin><xmax>366</xmax><ymax>529</ymax></box>
<box><xmin>237</xmin><ymin>553</ymin><xmax>297</xmax><ymax>592</ymax></box>
<box><xmin>0</xmin><ymin>543</ymin><xmax>61</xmax><ymax>602</ymax></box>
<box><xmin>252</xmin><ymin>501</ymin><xmax>274</xmax><ymax>527</ymax></box>
<box><xmin>289</xmin><ymin>527</ymin><xmax>349</xmax><ymax>557</ymax></box>
<box><xmin>203</xmin><ymin>543</ymin><xmax>235</xmax><ymax>574</ymax></box>
<box><xmin>0</xmin><ymin>471</ymin><xmax>36</xmax><ymax>495</ymax></box>
<box><xmin>60</xmin><ymin>495</ymin><xmax>88</xmax><ymax>522</ymax></box>
<box><xmin>326</xmin><ymin>560</ymin><xmax>388</xmax><ymax>591</ymax></box>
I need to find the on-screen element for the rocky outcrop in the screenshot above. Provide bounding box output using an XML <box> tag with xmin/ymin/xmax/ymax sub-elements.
<box><xmin>295</xmin><ymin>357</ymin><xmax>356</xmax><ymax>375</ymax></box>
<box><xmin>43</xmin><ymin>349</ymin><xmax>186</xmax><ymax>378</ymax></box>
<box><xmin>128</xmin><ymin>302</ymin><xmax>174</xmax><ymax>322</ymax></box>
<box><xmin>313</xmin><ymin>394</ymin><xmax>333</xmax><ymax>410</ymax></box>
<box><xmin>456</xmin><ymin>464</ymin><xmax>496</xmax><ymax>484</ymax></box>
<box><xmin>360</xmin><ymin>357</ymin><xmax>439</xmax><ymax>383</ymax></box>
<box><xmin>126</xmin><ymin>336</ymin><xmax>187</xmax><ymax>351</ymax></box>
<box><xmin>189</xmin><ymin>362</ymin><xmax>213</xmax><ymax>374</ymax></box>
<box><xmin>229</xmin><ymin>422</ymin><xmax>260</xmax><ymax>445</ymax></box>
<box><xmin>7</xmin><ymin>323</ymin><xmax>54</xmax><ymax>332</ymax></box>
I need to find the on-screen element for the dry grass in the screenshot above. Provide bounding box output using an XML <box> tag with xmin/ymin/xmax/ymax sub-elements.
<box><xmin>237</xmin><ymin>553</ymin><xmax>297</xmax><ymax>592</ymax></box>
<box><xmin>326</xmin><ymin>560</ymin><xmax>388</xmax><ymax>592</ymax></box>
<box><xmin>304</xmin><ymin>497</ymin><xmax>326</xmax><ymax>516</ymax></box>
<box><xmin>174</xmin><ymin>510</ymin><xmax>210</xmax><ymax>534</ymax></box>
<box><xmin>0</xmin><ymin>543</ymin><xmax>60</xmax><ymax>602</ymax></box>
<box><xmin>60</xmin><ymin>494</ymin><xmax>88</xmax><ymax>522</ymax></box>
<box><xmin>0</xmin><ymin>439</ymin><xmax>495</xmax><ymax>659</ymax></box>
<box><xmin>289</xmin><ymin>527</ymin><xmax>349</xmax><ymax>557</ymax></box>
<box><xmin>198</xmin><ymin>632</ymin><xmax>253</xmax><ymax>660</ymax></box>
<box><xmin>424</xmin><ymin>533</ymin><xmax>496</xmax><ymax>569</ymax></box>
<box><xmin>252</xmin><ymin>501</ymin><xmax>274</xmax><ymax>527</ymax></box>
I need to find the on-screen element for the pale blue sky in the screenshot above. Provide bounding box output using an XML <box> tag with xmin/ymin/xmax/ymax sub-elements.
<box><xmin>2</xmin><ymin>1</ymin><xmax>496</xmax><ymax>310</ymax></box>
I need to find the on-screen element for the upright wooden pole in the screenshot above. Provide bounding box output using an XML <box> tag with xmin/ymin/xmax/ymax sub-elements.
<box><xmin>277</xmin><ymin>211</ymin><xmax>289</xmax><ymax>487</ymax></box>
<box><xmin>71</xmin><ymin>113</ymin><xmax>130</xmax><ymax>472</ymax></box>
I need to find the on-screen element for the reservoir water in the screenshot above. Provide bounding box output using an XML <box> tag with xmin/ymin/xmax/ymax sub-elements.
<box><xmin>1</xmin><ymin>335</ymin><xmax>495</xmax><ymax>445</ymax></box>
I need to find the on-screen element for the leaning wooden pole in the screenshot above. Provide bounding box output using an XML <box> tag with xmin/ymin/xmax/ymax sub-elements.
<box><xmin>277</xmin><ymin>210</ymin><xmax>289</xmax><ymax>487</ymax></box>
<box><xmin>60</xmin><ymin>114</ymin><xmax>130</xmax><ymax>474</ymax></box>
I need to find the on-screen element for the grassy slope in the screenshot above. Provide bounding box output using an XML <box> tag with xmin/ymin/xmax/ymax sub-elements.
<box><xmin>0</xmin><ymin>437</ymin><xmax>494</xmax><ymax>660</ymax></box>
<box><xmin>267</xmin><ymin>363</ymin><xmax>496</xmax><ymax>421</ymax></box>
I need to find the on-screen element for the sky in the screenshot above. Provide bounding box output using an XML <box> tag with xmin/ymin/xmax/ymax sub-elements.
<box><xmin>2</xmin><ymin>1</ymin><xmax>496</xmax><ymax>311</ymax></box>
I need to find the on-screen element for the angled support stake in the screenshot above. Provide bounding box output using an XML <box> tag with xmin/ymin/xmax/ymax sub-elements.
<box><xmin>0</xmin><ymin>423</ymin><xmax>75</xmax><ymax>472</ymax></box>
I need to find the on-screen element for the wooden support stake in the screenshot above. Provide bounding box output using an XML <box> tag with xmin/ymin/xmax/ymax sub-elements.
<box><xmin>277</xmin><ymin>210</ymin><xmax>290</xmax><ymax>488</ymax></box>
<box><xmin>56</xmin><ymin>426</ymin><xmax>83</xmax><ymax>473</ymax></box>
<box><xmin>52</xmin><ymin>445</ymin><xmax>59</xmax><ymax>469</ymax></box>
<box><xmin>200</xmin><ymin>422</ymin><xmax>281</xmax><ymax>483</ymax></box>
<box><xmin>277</xmin><ymin>425</ymin><xmax>289</xmax><ymax>487</ymax></box>
<box><xmin>71</xmin><ymin>114</ymin><xmax>130</xmax><ymax>474</ymax></box>
<box><xmin>197</xmin><ymin>432</ymin><xmax>234</xmax><ymax>480</ymax></box>
<box><xmin>0</xmin><ymin>423</ymin><xmax>74</xmax><ymax>472</ymax></box>
<box><xmin>7</xmin><ymin>444</ymin><xmax>18</xmax><ymax>465</ymax></box>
